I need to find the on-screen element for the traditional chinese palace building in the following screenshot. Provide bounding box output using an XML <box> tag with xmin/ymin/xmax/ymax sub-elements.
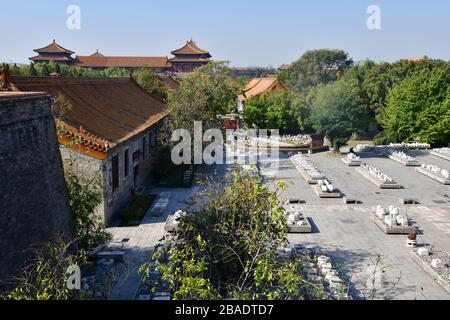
<box><xmin>30</xmin><ymin>39</ymin><xmax>76</xmax><ymax>65</ymax></box>
<box><xmin>10</xmin><ymin>75</ymin><xmax>169</xmax><ymax>225</ymax></box>
<box><xmin>29</xmin><ymin>39</ymin><xmax>212</xmax><ymax>73</ymax></box>
<box><xmin>168</xmin><ymin>39</ymin><xmax>212</xmax><ymax>73</ymax></box>
<box><xmin>237</xmin><ymin>77</ymin><xmax>288</xmax><ymax>113</ymax></box>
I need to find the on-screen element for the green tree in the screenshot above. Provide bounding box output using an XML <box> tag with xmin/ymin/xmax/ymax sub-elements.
<box><xmin>39</xmin><ymin>63</ymin><xmax>50</xmax><ymax>76</ymax></box>
<box><xmin>287</xmin><ymin>49</ymin><xmax>353</xmax><ymax>94</ymax></box>
<box><xmin>378</xmin><ymin>65</ymin><xmax>450</xmax><ymax>145</ymax></box>
<box><xmin>55</xmin><ymin>63</ymin><xmax>62</xmax><ymax>74</ymax></box>
<box><xmin>4</xmin><ymin>241</ymin><xmax>81</xmax><ymax>300</ymax></box>
<box><xmin>29</xmin><ymin>63</ymin><xmax>37</xmax><ymax>76</ymax></box>
<box><xmin>309</xmin><ymin>78</ymin><xmax>369</xmax><ymax>152</ymax></box>
<box><xmin>140</xmin><ymin>170</ymin><xmax>326</xmax><ymax>300</ymax></box>
<box><xmin>132</xmin><ymin>66</ymin><xmax>168</xmax><ymax>100</ymax></box>
<box><xmin>167</xmin><ymin>61</ymin><xmax>240</xmax><ymax>134</ymax></box>
<box><xmin>243</xmin><ymin>91</ymin><xmax>311</xmax><ymax>134</ymax></box>
<box><xmin>363</xmin><ymin>58</ymin><xmax>447</xmax><ymax>116</ymax></box>
<box><xmin>63</xmin><ymin>157</ymin><xmax>111</xmax><ymax>252</ymax></box>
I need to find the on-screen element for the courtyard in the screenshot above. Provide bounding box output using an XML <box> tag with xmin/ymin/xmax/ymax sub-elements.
<box><xmin>107</xmin><ymin>147</ymin><xmax>450</xmax><ymax>300</ymax></box>
<box><xmin>265</xmin><ymin>150</ymin><xmax>450</xmax><ymax>300</ymax></box>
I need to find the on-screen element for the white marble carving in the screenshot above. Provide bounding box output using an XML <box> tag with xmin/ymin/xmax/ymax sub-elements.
<box><xmin>420</xmin><ymin>164</ymin><xmax>450</xmax><ymax>179</ymax></box>
<box><xmin>361</xmin><ymin>164</ymin><xmax>396</xmax><ymax>184</ymax></box>
<box><xmin>372</xmin><ymin>205</ymin><xmax>415</xmax><ymax>234</ymax></box>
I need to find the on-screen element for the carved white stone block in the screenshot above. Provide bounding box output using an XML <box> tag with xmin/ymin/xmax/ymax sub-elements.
<box><xmin>431</xmin><ymin>259</ymin><xmax>442</xmax><ymax>268</ymax></box>
<box><xmin>417</xmin><ymin>248</ymin><xmax>429</xmax><ymax>257</ymax></box>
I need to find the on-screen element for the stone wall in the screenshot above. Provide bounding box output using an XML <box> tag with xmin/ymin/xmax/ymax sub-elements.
<box><xmin>0</xmin><ymin>93</ymin><xmax>73</xmax><ymax>291</ymax></box>
<box><xmin>102</xmin><ymin>124</ymin><xmax>161</xmax><ymax>225</ymax></box>
<box><xmin>59</xmin><ymin>146</ymin><xmax>105</xmax><ymax>222</ymax></box>
<box><xmin>59</xmin><ymin>120</ymin><xmax>166</xmax><ymax>226</ymax></box>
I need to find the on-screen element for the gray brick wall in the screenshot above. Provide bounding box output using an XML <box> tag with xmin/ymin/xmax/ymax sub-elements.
<box><xmin>0</xmin><ymin>94</ymin><xmax>73</xmax><ymax>291</ymax></box>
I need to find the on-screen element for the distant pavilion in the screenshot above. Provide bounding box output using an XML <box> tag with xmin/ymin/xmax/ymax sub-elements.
<box><xmin>29</xmin><ymin>39</ymin><xmax>76</xmax><ymax>65</ymax></box>
<box><xmin>168</xmin><ymin>39</ymin><xmax>212</xmax><ymax>73</ymax></box>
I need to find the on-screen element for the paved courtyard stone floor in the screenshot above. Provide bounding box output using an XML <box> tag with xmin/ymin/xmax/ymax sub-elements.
<box><xmin>108</xmin><ymin>149</ymin><xmax>450</xmax><ymax>300</ymax></box>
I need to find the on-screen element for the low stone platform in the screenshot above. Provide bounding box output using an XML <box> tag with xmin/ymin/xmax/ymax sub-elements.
<box><xmin>343</xmin><ymin>197</ymin><xmax>358</xmax><ymax>204</ymax></box>
<box><xmin>313</xmin><ymin>185</ymin><xmax>342</xmax><ymax>198</ymax></box>
<box><xmin>293</xmin><ymin>164</ymin><xmax>324</xmax><ymax>184</ymax></box>
<box><xmin>370</xmin><ymin>213</ymin><xmax>416</xmax><ymax>234</ymax></box>
<box><xmin>356</xmin><ymin>168</ymin><xmax>403</xmax><ymax>189</ymax></box>
<box><xmin>341</xmin><ymin>157</ymin><xmax>361</xmax><ymax>167</ymax></box>
<box><xmin>285</xmin><ymin>208</ymin><xmax>313</xmax><ymax>233</ymax></box>
<box><xmin>287</xmin><ymin>220</ymin><xmax>312</xmax><ymax>233</ymax></box>
<box><xmin>399</xmin><ymin>197</ymin><xmax>420</xmax><ymax>205</ymax></box>
<box><xmin>416</xmin><ymin>168</ymin><xmax>450</xmax><ymax>185</ymax></box>
<box><xmin>164</xmin><ymin>214</ymin><xmax>178</xmax><ymax>232</ymax></box>
<box><xmin>411</xmin><ymin>251</ymin><xmax>450</xmax><ymax>295</ymax></box>
<box><xmin>388</xmin><ymin>155</ymin><xmax>421</xmax><ymax>167</ymax></box>
<box><xmin>431</xmin><ymin>151</ymin><xmax>450</xmax><ymax>161</ymax></box>
<box><xmin>290</xmin><ymin>159</ymin><xmax>325</xmax><ymax>184</ymax></box>
<box><xmin>287</xmin><ymin>198</ymin><xmax>306</xmax><ymax>204</ymax></box>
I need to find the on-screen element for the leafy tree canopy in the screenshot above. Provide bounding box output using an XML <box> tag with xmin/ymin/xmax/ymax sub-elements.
<box><xmin>243</xmin><ymin>91</ymin><xmax>312</xmax><ymax>134</ymax></box>
<box><xmin>133</xmin><ymin>65</ymin><xmax>168</xmax><ymax>101</ymax></box>
<box><xmin>167</xmin><ymin>61</ymin><xmax>241</xmax><ymax>133</ymax></box>
<box><xmin>308</xmin><ymin>78</ymin><xmax>370</xmax><ymax>152</ymax></box>
<box><xmin>378</xmin><ymin>65</ymin><xmax>450</xmax><ymax>146</ymax></box>
<box><xmin>286</xmin><ymin>49</ymin><xmax>353</xmax><ymax>95</ymax></box>
<box><xmin>362</xmin><ymin>57</ymin><xmax>447</xmax><ymax>115</ymax></box>
<box><xmin>141</xmin><ymin>170</ymin><xmax>326</xmax><ymax>300</ymax></box>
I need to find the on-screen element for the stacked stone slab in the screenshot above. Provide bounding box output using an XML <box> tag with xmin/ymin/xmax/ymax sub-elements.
<box><xmin>314</xmin><ymin>179</ymin><xmax>342</xmax><ymax>198</ymax></box>
<box><xmin>371</xmin><ymin>205</ymin><xmax>416</xmax><ymax>234</ymax></box>
<box><xmin>285</xmin><ymin>247</ymin><xmax>350</xmax><ymax>300</ymax></box>
<box><xmin>285</xmin><ymin>209</ymin><xmax>312</xmax><ymax>233</ymax></box>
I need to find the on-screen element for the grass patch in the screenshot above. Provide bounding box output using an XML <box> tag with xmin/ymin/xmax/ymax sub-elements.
<box><xmin>345</xmin><ymin>140</ymin><xmax>374</xmax><ymax>148</ymax></box>
<box><xmin>120</xmin><ymin>194</ymin><xmax>157</xmax><ymax>225</ymax></box>
<box><xmin>325</xmin><ymin>151</ymin><xmax>345</xmax><ymax>158</ymax></box>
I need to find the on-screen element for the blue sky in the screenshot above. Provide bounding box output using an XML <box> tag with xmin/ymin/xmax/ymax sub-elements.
<box><xmin>2</xmin><ymin>0</ymin><xmax>450</xmax><ymax>66</ymax></box>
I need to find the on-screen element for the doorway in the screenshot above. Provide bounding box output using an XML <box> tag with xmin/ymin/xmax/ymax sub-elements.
<box><xmin>133</xmin><ymin>164</ymin><xmax>140</xmax><ymax>188</ymax></box>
